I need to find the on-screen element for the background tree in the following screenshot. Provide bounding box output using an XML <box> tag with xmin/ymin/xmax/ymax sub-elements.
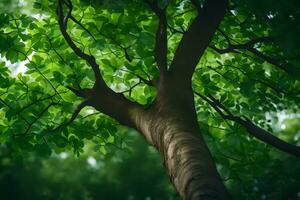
<box><xmin>1</xmin><ymin>130</ymin><xmax>300</xmax><ymax>200</ymax></box>
<box><xmin>0</xmin><ymin>0</ymin><xmax>300</xmax><ymax>199</ymax></box>
<box><xmin>0</xmin><ymin>135</ymin><xmax>180</xmax><ymax>200</ymax></box>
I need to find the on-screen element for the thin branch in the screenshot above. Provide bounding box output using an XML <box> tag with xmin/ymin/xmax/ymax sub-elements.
<box><xmin>217</xmin><ymin>28</ymin><xmax>232</xmax><ymax>45</ymax></box>
<box><xmin>209</xmin><ymin>36</ymin><xmax>292</xmax><ymax>73</ymax></box>
<box><xmin>220</xmin><ymin>63</ymin><xmax>296</xmax><ymax>97</ymax></box>
<box><xmin>209</xmin><ymin>36</ymin><xmax>273</xmax><ymax>54</ymax></box>
<box><xmin>19</xmin><ymin>102</ymin><xmax>58</xmax><ymax>136</ymax></box>
<box><xmin>69</xmin><ymin>15</ymin><xmax>96</xmax><ymax>41</ymax></box>
<box><xmin>0</xmin><ymin>97</ymin><xmax>30</xmax><ymax>125</ymax></box>
<box><xmin>195</xmin><ymin>91</ymin><xmax>300</xmax><ymax>157</ymax></box>
<box><xmin>248</xmin><ymin>48</ymin><xmax>289</xmax><ymax>73</ymax></box>
<box><xmin>53</xmin><ymin>100</ymin><xmax>89</xmax><ymax>131</ymax></box>
<box><xmin>93</xmin><ymin>26</ymin><xmax>134</xmax><ymax>62</ymax></box>
<box><xmin>18</xmin><ymin>93</ymin><xmax>58</xmax><ymax>113</ymax></box>
<box><xmin>121</xmin><ymin>80</ymin><xmax>142</xmax><ymax>97</ymax></box>
<box><xmin>173</xmin><ymin>8</ymin><xmax>195</xmax><ymax>18</ymax></box>
<box><xmin>118</xmin><ymin>68</ymin><xmax>157</xmax><ymax>87</ymax></box>
<box><xmin>45</xmin><ymin>34</ymin><xmax>66</xmax><ymax>63</ymax></box>
<box><xmin>13</xmin><ymin>49</ymin><xmax>62</xmax><ymax>98</ymax></box>
<box><xmin>168</xmin><ymin>24</ymin><xmax>185</xmax><ymax>34</ymax></box>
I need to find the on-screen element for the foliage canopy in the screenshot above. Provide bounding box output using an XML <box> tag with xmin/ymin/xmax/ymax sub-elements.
<box><xmin>0</xmin><ymin>0</ymin><xmax>300</xmax><ymax>199</ymax></box>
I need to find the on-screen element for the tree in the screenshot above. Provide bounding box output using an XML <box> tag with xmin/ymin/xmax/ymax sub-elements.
<box><xmin>0</xmin><ymin>0</ymin><xmax>300</xmax><ymax>199</ymax></box>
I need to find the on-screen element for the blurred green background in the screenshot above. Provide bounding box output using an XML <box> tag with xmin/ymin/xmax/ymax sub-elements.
<box><xmin>0</xmin><ymin>132</ymin><xmax>180</xmax><ymax>200</ymax></box>
<box><xmin>1</xmin><ymin>124</ymin><xmax>300</xmax><ymax>200</ymax></box>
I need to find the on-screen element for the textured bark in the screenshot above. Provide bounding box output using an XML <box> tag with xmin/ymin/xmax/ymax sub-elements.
<box><xmin>131</xmin><ymin>76</ymin><xmax>232</xmax><ymax>200</ymax></box>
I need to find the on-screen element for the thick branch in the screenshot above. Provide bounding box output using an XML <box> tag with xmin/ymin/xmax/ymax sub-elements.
<box><xmin>195</xmin><ymin>91</ymin><xmax>300</xmax><ymax>157</ymax></box>
<box><xmin>57</xmin><ymin>0</ymin><xmax>145</xmax><ymax>129</ymax></box>
<box><xmin>170</xmin><ymin>0</ymin><xmax>228</xmax><ymax>81</ymax></box>
<box><xmin>236</xmin><ymin>116</ymin><xmax>300</xmax><ymax>157</ymax></box>
<box><xmin>144</xmin><ymin>0</ymin><xmax>168</xmax><ymax>74</ymax></box>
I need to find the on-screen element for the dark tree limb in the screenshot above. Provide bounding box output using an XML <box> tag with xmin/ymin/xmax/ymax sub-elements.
<box><xmin>168</xmin><ymin>24</ymin><xmax>185</xmax><ymax>35</ymax></box>
<box><xmin>190</xmin><ymin>0</ymin><xmax>202</xmax><ymax>12</ymax></box>
<box><xmin>57</xmin><ymin>0</ymin><xmax>106</xmax><ymax>89</ymax></box>
<box><xmin>248</xmin><ymin>48</ymin><xmax>289</xmax><ymax>73</ymax></box>
<box><xmin>66</xmin><ymin>86</ymin><xmax>93</xmax><ymax>99</ymax></box>
<box><xmin>169</xmin><ymin>0</ymin><xmax>228</xmax><ymax>81</ymax></box>
<box><xmin>209</xmin><ymin>36</ymin><xmax>273</xmax><ymax>54</ymax></box>
<box><xmin>195</xmin><ymin>91</ymin><xmax>300</xmax><ymax>157</ymax></box>
<box><xmin>144</xmin><ymin>0</ymin><xmax>168</xmax><ymax>74</ymax></box>
<box><xmin>57</xmin><ymin>0</ymin><xmax>145</xmax><ymax>129</ymax></box>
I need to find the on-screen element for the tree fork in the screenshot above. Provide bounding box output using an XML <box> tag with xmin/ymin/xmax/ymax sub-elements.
<box><xmin>57</xmin><ymin>0</ymin><xmax>233</xmax><ymax>199</ymax></box>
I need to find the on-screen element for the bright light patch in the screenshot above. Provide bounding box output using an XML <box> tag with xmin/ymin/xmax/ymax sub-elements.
<box><xmin>12</xmin><ymin>61</ymin><xmax>28</xmax><ymax>76</ymax></box>
<box><xmin>19</xmin><ymin>0</ymin><xmax>27</xmax><ymax>7</ymax></box>
<box><xmin>280</xmin><ymin>124</ymin><xmax>286</xmax><ymax>130</ymax></box>
<box><xmin>85</xmin><ymin>109</ymin><xmax>95</xmax><ymax>115</ymax></box>
<box><xmin>87</xmin><ymin>156</ymin><xmax>97</xmax><ymax>167</ymax></box>
<box><xmin>230</xmin><ymin>10</ymin><xmax>237</xmax><ymax>16</ymax></box>
<box><xmin>267</xmin><ymin>13</ymin><xmax>275</xmax><ymax>19</ymax></box>
<box><xmin>264</xmin><ymin>70</ymin><xmax>271</xmax><ymax>77</ymax></box>
<box><xmin>1</xmin><ymin>56</ymin><xmax>29</xmax><ymax>77</ymax></box>
<box><xmin>59</xmin><ymin>152</ymin><xmax>68</xmax><ymax>159</ymax></box>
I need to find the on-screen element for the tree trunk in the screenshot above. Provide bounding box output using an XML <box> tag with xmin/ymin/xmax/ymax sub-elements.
<box><xmin>131</xmin><ymin>77</ymin><xmax>232</xmax><ymax>200</ymax></box>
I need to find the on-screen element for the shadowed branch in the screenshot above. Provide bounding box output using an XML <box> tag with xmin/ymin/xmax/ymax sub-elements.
<box><xmin>209</xmin><ymin>35</ymin><xmax>293</xmax><ymax>74</ymax></box>
<box><xmin>56</xmin><ymin>0</ymin><xmax>106</xmax><ymax>89</ymax></box>
<box><xmin>169</xmin><ymin>0</ymin><xmax>228</xmax><ymax>81</ymax></box>
<box><xmin>195</xmin><ymin>91</ymin><xmax>300</xmax><ymax>157</ymax></box>
<box><xmin>144</xmin><ymin>0</ymin><xmax>168</xmax><ymax>74</ymax></box>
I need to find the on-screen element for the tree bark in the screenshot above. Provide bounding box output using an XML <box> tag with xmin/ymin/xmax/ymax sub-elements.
<box><xmin>130</xmin><ymin>76</ymin><xmax>231</xmax><ymax>200</ymax></box>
